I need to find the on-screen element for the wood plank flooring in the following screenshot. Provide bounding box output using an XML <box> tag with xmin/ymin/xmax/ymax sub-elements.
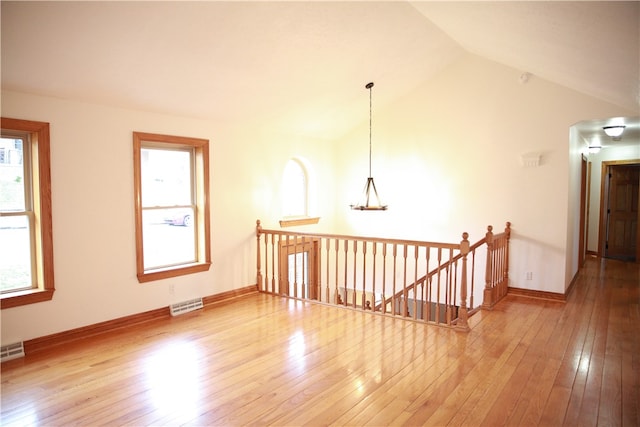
<box><xmin>1</xmin><ymin>256</ymin><xmax>638</xmax><ymax>426</ymax></box>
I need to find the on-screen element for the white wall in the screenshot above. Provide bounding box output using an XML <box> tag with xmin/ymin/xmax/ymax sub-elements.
<box><xmin>334</xmin><ymin>53</ymin><xmax>635</xmax><ymax>294</ymax></box>
<box><xmin>0</xmin><ymin>91</ymin><xmax>337</xmax><ymax>345</ymax></box>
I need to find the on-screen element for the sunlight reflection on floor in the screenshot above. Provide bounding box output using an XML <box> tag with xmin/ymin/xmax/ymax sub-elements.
<box><xmin>143</xmin><ymin>340</ymin><xmax>202</xmax><ymax>421</ymax></box>
<box><xmin>288</xmin><ymin>330</ymin><xmax>307</xmax><ymax>375</ymax></box>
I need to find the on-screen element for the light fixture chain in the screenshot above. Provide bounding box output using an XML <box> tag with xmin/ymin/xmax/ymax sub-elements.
<box><xmin>369</xmin><ymin>83</ymin><xmax>372</xmax><ymax>178</ymax></box>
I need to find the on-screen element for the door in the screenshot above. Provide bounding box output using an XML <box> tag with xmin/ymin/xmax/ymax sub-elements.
<box><xmin>605</xmin><ymin>164</ymin><xmax>639</xmax><ymax>261</ymax></box>
<box><xmin>279</xmin><ymin>237</ymin><xmax>320</xmax><ymax>299</ymax></box>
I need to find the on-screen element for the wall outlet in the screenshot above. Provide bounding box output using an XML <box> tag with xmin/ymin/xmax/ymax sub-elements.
<box><xmin>526</xmin><ymin>272</ymin><xmax>533</xmax><ymax>280</ymax></box>
<box><xmin>169</xmin><ymin>284</ymin><xmax>175</xmax><ymax>296</ymax></box>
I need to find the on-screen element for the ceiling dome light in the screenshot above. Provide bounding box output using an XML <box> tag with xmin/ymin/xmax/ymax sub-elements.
<box><xmin>603</xmin><ymin>125</ymin><xmax>625</xmax><ymax>138</ymax></box>
<box><xmin>588</xmin><ymin>145</ymin><xmax>602</xmax><ymax>154</ymax></box>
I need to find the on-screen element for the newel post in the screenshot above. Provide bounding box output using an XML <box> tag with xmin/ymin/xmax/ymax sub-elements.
<box><xmin>482</xmin><ymin>225</ymin><xmax>494</xmax><ymax>310</ymax></box>
<box><xmin>256</xmin><ymin>220</ymin><xmax>263</xmax><ymax>292</ymax></box>
<box><xmin>504</xmin><ymin>222</ymin><xmax>511</xmax><ymax>287</ymax></box>
<box><xmin>456</xmin><ymin>232</ymin><xmax>471</xmax><ymax>332</ymax></box>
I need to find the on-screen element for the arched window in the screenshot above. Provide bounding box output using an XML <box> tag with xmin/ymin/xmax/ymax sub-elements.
<box><xmin>282</xmin><ymin>158</ymin><xmax>307</xmax><ymax>218</ymax></box>
<box><xmin>279</xmin><ymin>158</ymin><xmax>320</xmax><ymax>227</ymax></box>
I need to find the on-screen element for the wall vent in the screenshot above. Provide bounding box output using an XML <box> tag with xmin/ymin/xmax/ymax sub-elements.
<box><xmin>1</xmin><ymin>342</ymin><xmax>25</xmax><ymax>362</ymax></box>
<box><xmin>170</xmin><ymin>298</ymin><xmax>203</xmax><ymax>316</ymax></box>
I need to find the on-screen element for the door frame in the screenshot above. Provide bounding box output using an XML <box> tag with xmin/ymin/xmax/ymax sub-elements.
<box><xmin>579</xmin><ymin>154</ymin><xmax>588</xmax><ymax>267</ymax></box>
<box><xmin>597</xmin><ymin>159</ymin><xmax>640</xmax><ymax>262</ymax></box>
<box><xmin>278</xmin><ymin>236</ymin><xmax>320</xmax><ymax>299</ymax></box>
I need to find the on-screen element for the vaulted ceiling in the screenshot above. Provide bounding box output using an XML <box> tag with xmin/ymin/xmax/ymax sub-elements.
<box><xmin>2</xmin><ymin>1</ymin><xmax>638</xmax><ymax>143</ymax></box>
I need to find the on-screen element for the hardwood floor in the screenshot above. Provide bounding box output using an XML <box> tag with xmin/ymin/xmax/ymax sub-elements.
<box><xmin>1</xmin><ymin>256</ymin><xmax>638</xmax><ymax>426</ymax></box>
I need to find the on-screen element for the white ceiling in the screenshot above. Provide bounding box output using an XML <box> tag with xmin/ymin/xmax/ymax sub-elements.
<box><xmin>2</xmin><ymin>1</ymin><xmax>639</xmax><ymax>144</ymax></box>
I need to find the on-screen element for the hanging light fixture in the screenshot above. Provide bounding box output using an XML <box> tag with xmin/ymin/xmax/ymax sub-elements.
<box><xmin>350</xmin><ymin>82</ymin><xmax>388</xmax><ymax>211</ymax></box>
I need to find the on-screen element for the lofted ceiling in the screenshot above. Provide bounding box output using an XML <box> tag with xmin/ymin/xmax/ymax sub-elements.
<box><xmin>1</xmin><ymin>1</ymin><xmax>639</xmax><ymax>144</ymax></box>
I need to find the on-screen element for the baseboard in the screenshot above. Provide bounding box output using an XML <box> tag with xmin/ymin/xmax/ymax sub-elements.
<box><xmin>24</xmin><ymin>285</ymin><xmax>258</xmax><ymax>355</ymax></box>
<box><xmin>203</xmin><ymin>285</ymin><xmax>258</xmax><ymax>307</ymax></box>
<box><xmin>507</xmin><ymin>287</ymin><xmax>566</xmax><ymax>302</ymax></box>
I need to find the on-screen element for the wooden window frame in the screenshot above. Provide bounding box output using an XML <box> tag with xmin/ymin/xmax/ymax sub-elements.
<box><xmin>133</xmin><ymin>132</ymin><xmax>211</xmax><ymax>283</ymax></box>
<box><xmin>1</xmin><ymin>118</ymin><xmax>55</xmax><ymax>309</ymax></box>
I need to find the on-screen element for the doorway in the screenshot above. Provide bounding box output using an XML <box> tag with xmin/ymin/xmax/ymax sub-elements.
<box><xmin>598</xmin><ymin>161</ymin><xmax>640</xmax><ymax>262</ymax></box>
<box><xmin>279</xmin><ymin>237</ymin><xmax>320</xmax><ymax>299</ymax></box>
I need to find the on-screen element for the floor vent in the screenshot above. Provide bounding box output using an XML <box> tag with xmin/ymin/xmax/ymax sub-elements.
<box><xmin>1</xmin><ymin>342</ymin><xmax>25</xmax><ymax>362</ymax></box>
<box><xmin>170</xmin><ymin>298</ymin><xmax>204</xmax><ymax>316</ymax></box>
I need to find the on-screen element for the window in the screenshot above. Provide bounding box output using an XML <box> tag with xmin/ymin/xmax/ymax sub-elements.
<box><xmin>0</xmin><ymin>118</ymin><xmax>55</xmax><ymax>309</ymax></box>
<box><xmin>279</xmin><ymin>158</ymin><xmax>319</xmax><ymax>227</ymax></box>
<box><xmin>133</xmin><ymin>132</ymin><xmax>211</xmax><ymax>282</ymax></box>
<box><xmin>282</xmin><ymin>158</ymin><xmax>308</xmax><ymax>217</ymax></box>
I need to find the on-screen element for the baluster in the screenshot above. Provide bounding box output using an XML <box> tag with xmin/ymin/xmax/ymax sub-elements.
<box><xmin>482</xmin><ymin>225</ymin><xmax>494</xmax><ymax>310</ymax></box>
<box><xmin>447</xmin><ymin>248</ymin><xmax>455</xmax><ymax>325</ymax></box>
<box><xmin>334</xmin><ymin>239</ymin><xmax>339</xmax><ymax>304</ymax></box>
<box><xmin>425</xmin><ymin>246</ymin><xmax>431</xmax><ymax>322</ymax></box>
<box><xmin>277</xmin><ymin>234</ymin><xmax>282</xmax><ymax>294</ymax></box>
<box><xmin>382</xmin><ymin>243</ymin><xmax>387</xmax><ymax>314</ymax></box>
<box><xmin>402</xmin><ymin>244</ymin><xmax>408</xmax><ymax>317</ymax></box>
<box><xmin>352</xmin><ymin>240</ymin><xmax>358</xmax><ymax>308</ymax></box>
<box><xmin>284</xmin><ymin>235</ymin><xmax>290</xmax><ymax>296</ymax></box>
<box><xmin>372</xmin><ymin>242</ymin><xmax>377</xmax><ymax>311</ymax></box>
<box><xmin>436</xmin><ymin>247</ymin><xmax>442</xmax><ymax>323</ymax></box>
<box><xmin>413</xmin><ymin>245</ymin><xmax>419</xmax><ymax>320</ymax></box>
<box><xmin>343</xmin><ymin>240</ymin><xmax>349</xmax><ymax>306</ymax></box>
<box><xmin>362</xmin><ymin>241</ymin><xmax>367</xmax><ymax>310</ymax></box>
<box><xmin>456</xmin><ymin>232</ymin><xmax>470</xmax><ymax>331</ymax></box>
<box><xmin>325</xmin><ymin>238</ymin><xmax>330</xmax><ymax>303</ymax></box>
<box><xmin>263</xmin><ymin>233</ymin><xmax>269</xmax><ymax>293</ymax></box>
<box><xmin>470</xmin><ymin>249</ymin><xmax>476</xmax><ymax>310</ymax></box>
<box><xmin>392</xmin><ymin>244</ymin><xmax>397</xmax><ymax>315</ymax></box>
<box><xmin>269</xmin><ymin>234</ymin><xmax>275</xmax><ymax>293</ymax></box>
<box><xmin>256</xmin><ymin>220</ymin><xmax>262</xmax><ymax>291</ymax></box>
<box><xmin>294</xmin><ymin>236</ymin><xmax>300</xmax><ymax>299</ymax></box>
<box><xmin>303</xmin><ymin>236</ymin><xmax>309</xmax><ymax>299</ymax></box>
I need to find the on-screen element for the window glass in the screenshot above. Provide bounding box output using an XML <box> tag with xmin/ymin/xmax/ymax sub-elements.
<box><xmin>0</xmin><ymin>215</ymin><xmax>33</xmax><ymax>292</ymax></box>
<box><xmin>0</xmin><ymin>137</ymin><xmax>34</xmax><ymax>293</ymax></box>
<box><xmin>282</xmin><ymin>159</ymin><xmax>307</xmax><ymax>217</ymax></box>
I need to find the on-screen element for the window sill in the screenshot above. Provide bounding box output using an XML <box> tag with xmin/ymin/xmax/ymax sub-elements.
<box><xmin>137</xmin><ymin>262</ymin><xmax>211</xmax><ymax>283</ymax></box>
<box><xmin>279</xmin><ymin>216</ymin><xmax>320</xmax><ymax>228</ymax></box>
<box><xmin>1</xmin><ymin>288</ymin><xmax>55</xmax><ymax>309</ymax></box>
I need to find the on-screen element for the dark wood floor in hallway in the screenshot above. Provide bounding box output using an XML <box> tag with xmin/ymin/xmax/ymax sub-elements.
<box><xmin>1</xmin><ymin>256</ymin><xmax>638</xmax><ymax>426</ymax></box>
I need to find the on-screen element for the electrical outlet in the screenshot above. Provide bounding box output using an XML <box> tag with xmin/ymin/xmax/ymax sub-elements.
<box><xmin>169</xmin><ymin>284</ymin><xmax>175</xmax><ymax>296</ymax></box>
<box><xmin>526</xmin><ymin>272</ymin><xmax>533</xmax><ymax>280</ymax></box>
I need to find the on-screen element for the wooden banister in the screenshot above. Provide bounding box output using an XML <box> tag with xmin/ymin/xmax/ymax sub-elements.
<box><xmin>255</xmin><ymin>220</ymin><xmax>510</xmax><ymax>330</ymax></box>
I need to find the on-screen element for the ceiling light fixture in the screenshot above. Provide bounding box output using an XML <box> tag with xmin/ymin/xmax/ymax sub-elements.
<box><xmin>588</xmin><ymin>144</ymin><xmax>602</xmax><ymax>154</ymax></box>
<box><xmin>350</xmin><ymin>82</ymin><xmax>387</xmax><ymax>211</ymax></box>
<box><xmin>603</xmin><ymin>125</ymin><xmax>625</xmax><ymax>138</ymax></box>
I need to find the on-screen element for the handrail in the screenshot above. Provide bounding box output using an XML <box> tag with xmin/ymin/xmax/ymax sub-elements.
<box><xmin>377</xmin><ymin>236</ymin><xmax>487</xmax><ymax>311</ymax></box>
<box><xmin>255</xmin><ymin>225</ymin><xmax>460</xmax><ymax>250</ymax></box>
<box><xmin>255</xmin><ymin>220</ymin><xmax>511</xmax><ymax>331</ymax></box>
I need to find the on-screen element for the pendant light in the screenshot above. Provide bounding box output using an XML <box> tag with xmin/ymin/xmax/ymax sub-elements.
<box><xmin>350</xmin><ymin>82</ymin><xmax>388</xmax><ymax>211</ymax></box>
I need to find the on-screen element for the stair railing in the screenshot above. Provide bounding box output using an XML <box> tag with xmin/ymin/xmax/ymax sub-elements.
<box><xmin>255</xmin><ymin>220</ymin><xmax>510</xmax><ymax>331</ymax></box>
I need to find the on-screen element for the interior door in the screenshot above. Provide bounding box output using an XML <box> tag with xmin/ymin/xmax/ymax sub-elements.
<box><xmin>279</xmin><ymin>237</ymin><xmax>320</xmax><ymax>299</ymax></box>
<box><xmin>605</xmin><ymin>164</ymin><xmax>639</xmax><ymax>261</ymax></box>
